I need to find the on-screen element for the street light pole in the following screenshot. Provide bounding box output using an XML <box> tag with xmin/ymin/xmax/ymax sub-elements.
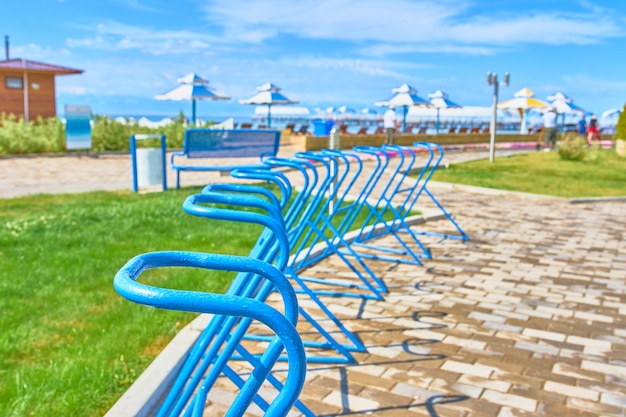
<box><xmin>486</xmin><ymin>72</ymin><xmax>509</xmax><ymax>163</ymax></box>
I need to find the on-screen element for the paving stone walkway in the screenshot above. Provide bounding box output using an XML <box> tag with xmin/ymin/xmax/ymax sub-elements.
<box><xmin>199</xmin><ymin>184</ymin><xmax>626</xmax><ymax>416</ymax></box>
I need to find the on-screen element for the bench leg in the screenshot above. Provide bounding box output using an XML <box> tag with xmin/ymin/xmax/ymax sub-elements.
<box><xmin>176</xmin><ymin>170</ymin><xmax>181</xmax><ymax>189</ymax></box>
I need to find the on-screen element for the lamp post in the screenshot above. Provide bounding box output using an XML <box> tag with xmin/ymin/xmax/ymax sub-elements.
<box><xmin>486</xmin><ymin>72</ymin><xmax>509</xmax><ymax>163</ymax></box>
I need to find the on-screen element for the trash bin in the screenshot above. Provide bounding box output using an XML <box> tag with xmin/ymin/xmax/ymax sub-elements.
<box><xmin>136</xmin><ymin>148</ymin><xmax>163</xmax><ymax>187</ymax></box>
<box><xmin>313</xmin><ymin>120</ymin><xmax>335</xmax><ymax>137</ymax></box>
<box><xmin>130</xmin><ymin>134</ymin><xmax>168</xmax><ymax>192</ymax></box>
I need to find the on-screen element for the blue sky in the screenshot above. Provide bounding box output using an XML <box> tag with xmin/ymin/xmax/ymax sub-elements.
<box><xmin>3</xmin><ymin>0</ymin><xmax>625</xmax><ymax>119</ymax></box>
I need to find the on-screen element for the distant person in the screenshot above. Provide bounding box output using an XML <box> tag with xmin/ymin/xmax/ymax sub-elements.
<box><xmin>587</xmin><ymin>114</ymin><xmax>600</xmax><ymax>146</ymax></box>
<box><xmin>383</xmin><ymin>105</ymin><xmax>398</xmax><ymax>145</ymax></box>
<box><xmin>577</xmin><ymin>116</ymin><xmax>587</xmax><ymax>135</ymax></box>
<box><xmin>542</xmin><ymin>107</ymin><xmax>557</xmax><ymax>150</ymax></box>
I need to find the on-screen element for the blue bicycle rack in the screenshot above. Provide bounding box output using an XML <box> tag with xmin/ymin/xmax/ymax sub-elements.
<box><xmin>284</xmin><ymin>151</ymin><xmax>388</xmax><ymax>300</ymax></box>
<box><xmin>407</xmin><ymin>142</ymin><xmax>469</xmax><ymax>241</ymax></box>
<box><xmin>113</xmin><ymin>140</ymin><xmax>469</xmax><ymax>417</ymax></box>
<box><xmin>114</xmin><ymin>251</ymin><xmax>306</xmax><ymax>417</ymax></box>
<box><xmin>195</xmin><ymin>173</ymin><xmax>365</xmax><ymax>363</ymax></box>
<box><xmin>348</xmin><ymin>145</ymin><xmax>434</xmax><ymax>264</ymax></box>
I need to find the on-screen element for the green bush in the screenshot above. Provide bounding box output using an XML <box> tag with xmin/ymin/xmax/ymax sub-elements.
<box><xmin>0</xmin><ymin>113</ymin><xmax>65</xmax><ymax>155</ymax></box>
<box><xmin>557</xmin><ymin>132</ymin><xmax>588</xmax><ymax>161</ymax></box>
<box><xmin>615</xmin><ymin>103</ymin><xmax>626</xmax><ymax>140</ymax></box>
<box><xmin>0</xmin><ymin>113</ymin><xmax>209</xmax><ymax>155</ymax></box>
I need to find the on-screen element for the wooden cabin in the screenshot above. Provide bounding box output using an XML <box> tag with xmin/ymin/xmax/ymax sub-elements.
<box><xmin>0</xmin><ymin>58</ymin><xmax>83</xmax><ymax>121</ymax></box>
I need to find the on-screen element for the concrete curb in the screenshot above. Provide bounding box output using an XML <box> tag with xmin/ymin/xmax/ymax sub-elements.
<box><xmin>428</xmin><ymin>181</ymin><xmax>626</xmax><ymax>204</ymax></box>
<box><xmin>569</xmin><ymin>196</ymin><xmax>626</xmax><ymax>204</ymax></box>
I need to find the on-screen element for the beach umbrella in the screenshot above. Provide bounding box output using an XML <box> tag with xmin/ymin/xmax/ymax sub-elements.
<box><xmin>428</xmin><ymin>90</ymin><xmax>462</xmax><ymax>134</ymax></box>
<box><xmin>239</xmin><ymin>82</ymin><xmax>298</xmax><ymax>127</ymax></box>
<box><xmin>600</xmin><ymin>107</ymin><xmax>622</xmax><ymax>130</ymax></box>
<box><xmin>155</xmin><ymin>73</ymin><xmax>230</xmax><ymax>125</ymax></box>
<box><xmin>548</xmin><ymin>92</ymin><xmax>586</xmax><ymax>115</ymax></box>
<box><xmin>337</xmin><ymin>105</ymin><xmax>356</xmax><ymax>113</ymax></box>
<box><xmin>359</xmin><ymin>107</ymin><xmax>378</xmax><ymax>122</ymax></box>
<box><xmin>547</xmin><ymin>92</ymin><xmax>587</xmax><ymax>132</ymax></box>
<box><xmin>323</xmin><ymin>106</ymin><xmax>337</xmax><ymax>119</ymax></box>
<box><xmin>375</xmin><ymin>84</ymin><xmax>431</xmax><ymax>133</ymax></box>
<box><xmin>336</xmin><ymin>105</ymin><xmax>357</xmax><ymax>121</ymax></box>
<box><xmin>601</xmin><ymin>107</ymin><xmax>621</xmax><ymax>119</ymax></box>
<box><xmin>498</xmin><ymin>88</ymin><xmax>549</xmax><ymax>134</ymax></box>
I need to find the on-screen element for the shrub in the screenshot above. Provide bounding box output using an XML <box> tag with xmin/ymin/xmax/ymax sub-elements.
<box><xmin>0</xmin><ymin>113</ymin><xmax>202</xmax><ymax>155</ymax></box>
<box><xmin>615</xmin><ymin>103</ymin><xmax>626</xmax><ymax>140</ymax></box>
<box><xmin>557</xmin><ymin>132</ymin><xmax>588</xmax><ymax>161</ymax></box>
<box><xmin>0</xmin><ymin>113</ymin><xmax>65</xmax><ymax>155</ymax></box>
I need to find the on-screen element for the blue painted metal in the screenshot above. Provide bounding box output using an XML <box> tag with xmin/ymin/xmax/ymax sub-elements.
<box><xmin>243</xmin><ymin>159</ymin><xmax>368</xmax><ymax>357</ymax></box>
<box><xmin>409</xmin><ymin>142</ymin><xmax>469</xmax><ymax>241</ymax></box>
<box><xmin>130</xmin><ymin>134</ymin><xmax>167</xmax><ymax>193</ymax></box>
<box><xmin>114</xmin><ymin>251</ymin><xmax>306</xmax><ymax>417</ymax></box>
<box><xmin>148</xmin><ymin>194</ymin><xmax>315</xmax><ymax>416</ymax></box>
<box><xmin>348</xmin><ymin>145</ymin><xmax>433</xmax><ymax>264</ymax></box>
<box><xmin>192</xmin><ymin>178</ymin><xmax>362</xmax><ymax>363</ymax></box>
<box><xmin>177</xmin><ymin>188</ymin><xmax>346</xmax><ymax>417</ymax></box>
<box><xmin>170</xmin><ymin>129</ymin><xmax>280</xmax><ymax>189</ymax></box>
<box><xmin>285</xmin><ymin>151</ymin><xmax>388</xmax><ymax>300</ymax></box>
<box><xmin>114</xmin><ymin>140</ymin><xmax>469</xmax><ymax>417</ymax></box>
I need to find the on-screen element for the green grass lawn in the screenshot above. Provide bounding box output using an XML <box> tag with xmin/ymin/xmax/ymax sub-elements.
<box><xmin>0</xmin><ymin>187</ymin><xmax>266</xmax><ymax>417</ymax></box>
<box><xmin>431</xmin><ymin>149</ymin><xmax>626</xmax><ymax>198</ymax></box>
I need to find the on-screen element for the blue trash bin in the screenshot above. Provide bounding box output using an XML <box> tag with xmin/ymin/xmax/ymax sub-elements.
<box><xmin>313</xmin><ymin>120</ymin><xmax>335</xmax><ymax>137</ymax></box>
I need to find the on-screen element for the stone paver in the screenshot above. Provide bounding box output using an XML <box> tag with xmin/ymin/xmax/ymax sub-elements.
<box><xmin>233</xmin><ymin>172</ymin><xmax>625</xmax><ymax>416</ymax></box>
<box><xmin>3</xmin><ymin>146</ymin><xmax>625</xmax><ymax>416</ymax></box>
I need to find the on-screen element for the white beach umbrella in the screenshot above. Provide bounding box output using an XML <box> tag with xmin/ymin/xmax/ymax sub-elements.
<box><xmin>239</xmin><ymin>82</ymin><xmax>298</xmax><ymax>127</ymax></box>
<box><xmin>600</xmin><ymin>107</ymin><xmax>623</xmax><ymax>129</ymax></box>
<box><xmin>547</xmin><ymin>92</ymin><xmax>588</xmax><ymax>131</ymax></box>
<box><xmin>360</xmin><ymin>107</ymin><xmax>378</xmax><ymax>115</ymax></box>
<box><xmin>600</xmin><ymin>107</ymin><xmax>621</xmax><ymax>119</ymax></box>
<box><xmin>498</xmin><ymin>88</ymin><xmax>549</xmax><ymax>134</ymax></box>
<box><xmin>155</xmin><ymin>73</ymin><xmax>230</xmax><ymax>125</ymax></box>
<box><xmin>547</xmin><ymin>92</ymin><xmax>587</xmax><ymax>115</ymax></box>
<box><xmin>428</xmin><ymin>90</ymin><xmax>462</xmax><ymax>134</ymax></box>
<box><xmin>324</xmin><ymin>106</ymin><xmax>337</xmax><ymax>119</ymax></box>
<box><xmin>336</xmin><ymin>105</ymin><xmax>357</xmax><ymax>121</ymax></box>
<box><xmin>375</xmin><ymin>84</ymin><xmax>431</xmax><ymax>132</ymax></box>
<box><xmin>337</xmin><ymin>105</ymin><xmax>356</xmax><ymax>114</ymax></box>
<box><xmin>359</xmin><ymin>107</ymin><xmax>378</xmax><ymax>121</ymax></box>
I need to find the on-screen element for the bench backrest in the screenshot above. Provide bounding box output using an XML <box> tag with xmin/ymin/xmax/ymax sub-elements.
<box><xmin>183</xmin><ymin>129</ymin><xmax>280</xmax><ymax>159</ymax></box>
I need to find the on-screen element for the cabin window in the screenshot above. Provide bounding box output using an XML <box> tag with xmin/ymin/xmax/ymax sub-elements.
<box><xmin>6</xmin><ymin>77</ymin><xmax>23</xmax><ymax>89</ymax></box>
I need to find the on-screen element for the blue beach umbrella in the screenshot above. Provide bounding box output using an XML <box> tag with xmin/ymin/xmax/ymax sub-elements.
<box><xmin>239</xmin><ymin>83</ymin><xmax>298</xmax><ymax>128</ymax></box>
<box><xmin>375</xmin><ymin>84</ymin><xmax>431</xmax><ymax>133</ymax></box>
<box><xmin>155</xmin><ymin>73</ymin><xmax>230</xmax><ymax>125</ymax></box>
<box><xmin>428</xmin><ymin>90</ymin><xmax>462</xmax><ymax>134</ymax></box>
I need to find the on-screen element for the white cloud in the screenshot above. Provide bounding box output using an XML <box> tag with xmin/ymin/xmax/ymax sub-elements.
<box><xmin>66</xmin><ymin>22</ymin><xmax>218</xmax><ymax>55</ymax></box>
<box><xmin>359</xmin><ymin>43</ymin><xmax>501</xmax><ymax>57</ymax></box>
<box><xmin>201</xmin><ymin>0</ymin><xmax>625</xmax><ymax>50</ymax></box>
<box><xmin>281</xmin><ymin>56</ymin><xmax>428</xmax><ymax>78</ymax></box>
<box><xmin>9</xmin><ymin>43</ymin><xmax>72</xmax><ymax>61</ymax></box>
<box><xmin>446</xmin><ymin>13</ymin><xmax>621</xmax><ymax>45</ymax></box>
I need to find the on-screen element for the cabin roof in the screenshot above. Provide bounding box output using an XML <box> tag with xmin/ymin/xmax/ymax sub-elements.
<box><xmin>0</xmin><ymin>58</ymin><xmax>83</xmax><ymax>75</ymax></box>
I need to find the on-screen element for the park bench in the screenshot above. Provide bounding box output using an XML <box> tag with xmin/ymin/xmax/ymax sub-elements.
<box><xmin>170</xmin><ymin>128</ymin><xmax>280</xmax><ymax>188</ymax></box>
